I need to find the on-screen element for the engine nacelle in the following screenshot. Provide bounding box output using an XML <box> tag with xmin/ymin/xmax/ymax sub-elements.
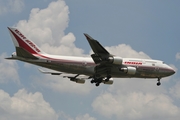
<box><xmin>71</xmin><ymin>78</ymin><xmax>85</xmax><ymax>84</ymax></box>
<box><xmin>103</xmin><ymin>80</ymin><xmax>113</xmax><ymax>85</ymax></box>
<box><xmin>102</xmin><ymin>78</ymin><xmax>113</xmax><ymax>85</ymax></box>
<box><xmin>11</xmin><ymin>52</ymin><xmax>17</xmax><ymax>57</ymax></box>
<box><xmin>108</xmin><ymin>56</ymin><xmax>123</xmax><ymax>65</ymax></box>
<box><xmin>120</xmin><ymin>66</ymin><xmax>136</xmax><ymax>75</ymax></box>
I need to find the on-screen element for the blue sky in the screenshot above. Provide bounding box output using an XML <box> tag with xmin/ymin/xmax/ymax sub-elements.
<box><xmin>0</xmin><ymin>0</ymin><xmax>180</xmax><ymax>120</ymax></box>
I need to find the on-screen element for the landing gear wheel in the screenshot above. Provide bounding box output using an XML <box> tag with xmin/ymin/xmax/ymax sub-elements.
<box><xmin>105</xmin><ymin>79</ymin><xmax>109</xmax><ymax>82</ymax></box>
<box><xmin>95</xmin><ymin>83</ymin><xmax>100</xmax><ymax>87</ymax></box>
<box><xmin>157</xmin><ymin>78</ymin><xmax>161</xmax><ymax>86</ymax></box>
<box><xmin>105</xmin><ymin>75</ymin><xmax>111</xmax><ymax>82</ymax></box>
<box><xmin>90</xmin><ymin>80</ymin><xmax>94</xmax><ymax>84</ymax></box>
<box><xmin>157</xmin><ymin>82</ymin><xmax>161</xmax><ymax>86</ymax></box>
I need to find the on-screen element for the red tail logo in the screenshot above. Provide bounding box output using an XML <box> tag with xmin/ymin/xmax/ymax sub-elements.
<box><xmin>25</xmin><ymin>40</ymin><xmax>41</xmax><ymax>52</ymax></box>
<box><xmin>15</xmin><ymin>29</ymin><xmax>26</xmax><ymax>39</ymax></box>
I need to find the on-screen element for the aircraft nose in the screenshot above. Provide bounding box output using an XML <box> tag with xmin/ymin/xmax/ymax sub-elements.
<box><xmin>169</xmin><ymin>67</ymin><xmax>175</xmax><ymax>75</ymax></box>
<box><xmin>171</xmin><ymin>69</ymin><xmax>176</xmax><ymax>75</ymax></box>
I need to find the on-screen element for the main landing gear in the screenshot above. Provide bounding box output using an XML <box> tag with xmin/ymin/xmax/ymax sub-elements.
<box><xmin>105</xmin><ymin>75</ymin><xmax>111</xmax><ymax>82</ymax></box>
<box><xmin>91</xmin><ymin>78</ymin><xmax>101</xmax><ymax>86</ymax></box>
<box><xmin>157</xmin><ymin>78</ymin><xmax>161</xmax><ymax>86</ymax></box>
<box><xmin>91</xmin><ymin>75</ymin><xmax>111</xmax><ymax>87</ymax></box>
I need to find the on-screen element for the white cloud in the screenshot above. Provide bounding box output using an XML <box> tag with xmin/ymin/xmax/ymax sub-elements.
<box><xmin>92</xmin><ymin>73</ymin><xmax>179</xmax><ymax>120</ymax></box>
<box><xmin>0</xmin><ymin>0</ymin><xmax>24</xmax><ymax>15</ymax></box>
<box><xmin>0</xmin><ymin>89</ymin><xmax>58</xmax><ymax>120</ymax></box>
<box><xmin>75</xmin><ymin>114</ymin><xmax>96</xmax><ymax>120</ymax></box>
<box><xmin>169</xmin><ymin>64</ymin><xmax>178</xmax><ymax>72</ymax></box>
<box><xmin>58</xmin><ymin>112</ymin><xmax>96</xmax><ymax>120</ymax></box>
<box><xmin>12</xmin><ymin>0</ymin><xmax>153</xmax><ymax>95</ymax></box>
<box><xmin>0</xmin><ymin>1</ymin><xmax>177</xmax><ymax>120</ymax></box>
<box><xmin>108</xmin><ymin>78</ymin><xmax>167</xmax><ymax>95</ymax></box>
<box><xmin>33</xmin><ymin>75</ymin><xmax>94</xmax><ymax>95</ymax></box>
<box><xmin>169</xmin><ymin>80</ymin><xmax>180</xmax><ymax>99</ymax></box>
<box><xmin>92</xmin><ymin>91</ymin><xmax>180</xmax><ymax>120</ymax></box>
<box><xmin>176</xmin><ymin>52</ymin><xmax>180</xmax><ymax>60</ymax></box>
<box><xmin>7</xmin><ymin>1</ymin><xmax>180</xmax><ymax>120</ymax></box>
<box><xmin>16</xmin><ymin>0</ymin><xmax>84</xmax><ymax>56</ymax></box>
<box><xmin>0</xmin><ymin>53</ymin><xmax>19</xmax><ymax>83</ymax></box>
<box><xmin>105</xmin><ymin>44</ymin><xmax>151</xmax><ymax>59</ymax></box>
<box><xmin>89</xmin><ymin>44</ymin><xmax>151</xmax><ymax>59</ymax></box>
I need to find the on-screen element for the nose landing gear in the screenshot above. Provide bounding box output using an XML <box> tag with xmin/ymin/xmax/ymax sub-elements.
<box><xmin>157</xmin><ymin>78</ymin><xmax>161</xmax><ymax>86</ymax></box>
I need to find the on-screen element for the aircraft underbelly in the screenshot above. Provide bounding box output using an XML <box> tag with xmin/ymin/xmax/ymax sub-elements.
<box><xmin>20</xmin><ymin>59</ymin><xmax>164</xmax><ymax>79</ymax></box>
<box><xmin>33</xmin><ymin>61</ymin><xmax>94</xmax><ymax>75</ymax></box>
<box><xmin>110</xmin><ymin>66</ymin><xmax>159</xmax><ymax>78</ymax></box>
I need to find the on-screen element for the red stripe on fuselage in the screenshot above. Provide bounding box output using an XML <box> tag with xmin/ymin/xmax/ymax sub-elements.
<box><xmin>9</xmin><ymin>28</ymin><xmax>37</xmax><ymax>54</ymax></box>
<box><xmin>34</xmin><ymin>54</ymin><xmax>96</xmax><ymax>65</ymax></box>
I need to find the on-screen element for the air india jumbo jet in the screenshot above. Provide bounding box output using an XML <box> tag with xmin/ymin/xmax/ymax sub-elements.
<box><xmin>6</xmin><ymin>27</ymin><xmax>175</xmax><ymax>86</ymax></box>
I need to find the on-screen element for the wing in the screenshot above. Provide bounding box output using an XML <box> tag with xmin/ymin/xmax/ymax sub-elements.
<box><xmin>84</xmin><ymin>33</ymin><xmax>123</xmax><ymax>78</ymax></box>
<box><xmin>38</xmin><ymin>68</ymin><xmax>90</xmax><ymax>84</ymax></box>
<box><xmin>84</xmin><ymin>33</ymin><xmax>113</xmax><ymax>64</ymax></box>
<box><xmin>84</xmin><ymin>33</ymin><xmax>109</xmax><ymax>55</ymax></box>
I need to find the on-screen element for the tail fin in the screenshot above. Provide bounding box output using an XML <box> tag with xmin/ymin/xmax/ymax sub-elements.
<box><xmin>8</xmin><ymin>27</ymin><xmax>44</xmax><ymax>59</ymax></box>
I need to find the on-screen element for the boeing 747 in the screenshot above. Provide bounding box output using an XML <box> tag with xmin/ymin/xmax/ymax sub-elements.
<box><xmin>6</xmin><ymin>27</ymin><xmax>175</xmax><ymax>86</ymax></box>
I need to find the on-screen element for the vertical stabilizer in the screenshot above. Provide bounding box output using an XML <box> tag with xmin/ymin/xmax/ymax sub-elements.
<box><xmin>8</xmin><ymin>27</ymin><xmax>44</xmax><ymax>55</ymax></box>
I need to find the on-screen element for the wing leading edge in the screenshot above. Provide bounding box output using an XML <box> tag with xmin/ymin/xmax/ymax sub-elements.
<box><xmin>84</xmin><ymin>33</ymin><xmax>113</xmax><ymax>64</ymax></box>
<box><xmin>84</xmin><ymin>33</ymin><xmax>109</xmax><ymax>55</ymax></box>
<box><xmin>38</xmin><ymin>68</ymin><xmax>90</xmax><ymax>84</ymax></box>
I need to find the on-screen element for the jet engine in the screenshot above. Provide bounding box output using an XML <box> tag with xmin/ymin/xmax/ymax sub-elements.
<box><xmin>120</xmin><ymin>66</ymin><xmax>136</xmax><ymax>75</ymax></box>
<box><xmin>71</xmin><ymin>78</ymin><xmax>85</xmax><ymax>84</ymax></box>
<box><xmin>102</xmin><ymin>78</ymin><xmax>113</xmax><ymax>85</ymax></box>
<box><xmin>108</xmin><ymin>56</ymin><xmax>123</xmax><ymax>65</ymax></box>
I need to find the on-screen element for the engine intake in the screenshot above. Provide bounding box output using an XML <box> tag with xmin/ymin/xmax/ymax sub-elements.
<box><xmin>120</xmin><ymin>66</ymin><xmax>136</xmax><ymax>75</ymax></box>
<box><xmin>108</xmin><ymin>56</ymin><xmax>123</xmax><ymax>65</ymax></box>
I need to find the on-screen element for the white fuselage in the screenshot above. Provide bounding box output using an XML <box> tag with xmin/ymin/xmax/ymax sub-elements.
<box><xmin>7</xmin><ymin>27</ymin><xmax>175</xmax><ymax>86</ymax></box>
<box><xmin>14</xmin><ymin>53</ymin><xmax>175</xmax><ymax>79</ymax></box>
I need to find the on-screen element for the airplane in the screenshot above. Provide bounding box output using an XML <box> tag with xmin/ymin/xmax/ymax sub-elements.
<box><xmin>6</xmin><ymin>27</ymin><xmax>175</xmax><ymax>87</ymax></box>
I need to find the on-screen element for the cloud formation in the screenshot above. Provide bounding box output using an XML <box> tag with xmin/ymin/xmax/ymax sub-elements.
<box><xmin>13</xmin><ymin>0</ymin><xmax>153</xmax><ymax>95</ymax></box>
<box><xmin>170</xmin><ymin>80</ymin><xmax>180</xmax><ymax>99</ymax></box>
<box><xmin>16</xmin><ymin>0</ymin><xmax>84</xmax><ymax>56</ymax></box>
<box><xmin>6</xmin><ymin>0</ymin><xmax>179</xmax><ymax>120</ymax></box>
<box><xmin>0</xmin><ymin>0</ymin><xmax>24</xmax><ymax>15</ymax></box>
<box><xmin>58</xmin><ymin>112</ymin><xmax>96</xmax><ymax>120</ymax></box>
<box><xmin>0</xmin><ymin>89</ymin><xmax>58</xmax><ymax>120</ymax></box>
<box><xmin>105</xmin><ymin>44</ymin><xmax>150</xmax><ymax>59</ymax></box>
<box><xmin>75</xmin><ymin>114</ymin><xmax>96</xmax><ymax>120</ymax></box>
<box><xmin>92</xmin><ymin>91</ymin><xmax>180</xmax><ymax>120</ymax></box>
<box><xmin>0</xmin><ymin>53</ymin><xmax>19</xmax><ymax>83</ymax></box>
<box><xmin>33</xmin><ymin>75</ymin><xmax>94</xmax><ymax>95</ymax></box>
<box><xmin>176</xmin><ymin>52</ymin><xmax>180</xmax><ymax>60</ymax></box>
